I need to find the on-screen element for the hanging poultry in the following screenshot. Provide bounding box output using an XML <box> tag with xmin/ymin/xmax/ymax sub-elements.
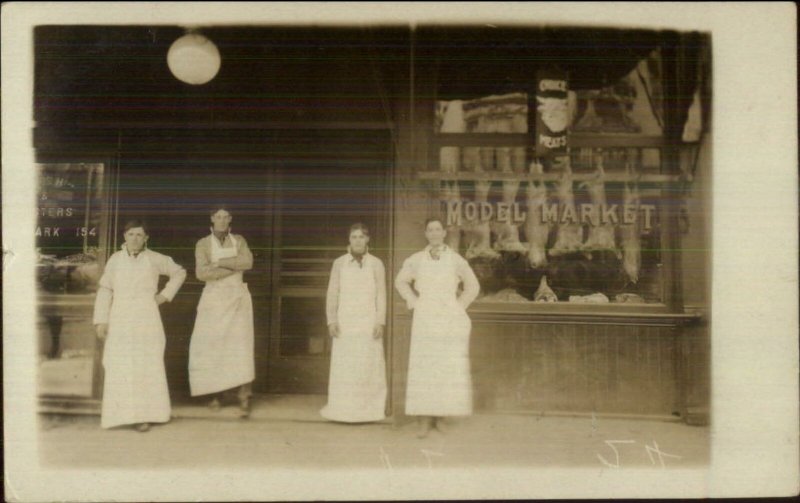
<box><xmin>439</xmin><ymin>100</ymin><xmax>465</xmax><ymax>173</ymax></box>
<box><xmin>580</xmin><ymin>155</ymin><xmax>621</xmax><ymax>259</ymax></box>
<box><xmin>524</xmin><ymin>160</ymin><xmax>550</xmax><ymax>268</ymax></box>
<box><xmin>493</xmin><ymin>179</ymin><xmax>526</xmax><ymax>253</ymax></box>
<box><xmin>574</xmin><ymin>90</ymin><xmax>603</xmax><ymax>132</ymax></box>
<box><xmin>620</xmin><ymin>162</ymin><xmax>642</xmax><ymax>284</ymax></box>
<box><xmin>492</xmin><ymin>137</ymin><xmax>526</xmax><ymax>254</ymax></box>
<box><xmin>548</xmin><ymin>160</ymin><xmax>584</xmax><ymax>257</ymax></box>
<box><xmin>465</xmin><ymin>180</ymin><xmax>499</xmax><ymax>259</ymax></box>
<box><xmin>441</xmin><ymin>180</ymin><xmax>462</xmax><ymax>252</ymax></box>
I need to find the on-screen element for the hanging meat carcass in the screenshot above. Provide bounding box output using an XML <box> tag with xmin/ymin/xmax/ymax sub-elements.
<box><xmin>463</xmin><ymin>92</ymin><xmax>528</xmax><ymax>172</ymax></box>
<box><xmin>439</xmin><ymin>100</ymin><xmax>465</xmax><ymax>173</ymax></box>
<box><xmin>524</xmin><ymin>161</ymin><xmax>550</xmax><ymax>268</ymax></box>
<box><xmin>580</xmin><ymin>156</ymin><xmax>621</xmax><ymax>259</ymax></box>
<box><xmin>574</xmin><ymin>90</ymin><xmax>604</xmax><ymax>132</ymax></box>
<box><xmin>492</xmin><ymin>141</ymin><xmax>526</xmax><ymax>254</ymax></box>
<box><xmin>494</xmin><ymin>119</ymin><xmax>513</xmax><ymax>172</ymax></box>
<box><xmin>438</xmin><ymin>100</ymin><xmax>466</xmax><ymax>252</ymax></box>
<box><xmin>548</xmin><ymin>162</ymin><xmax>584</xmax><ymax>257</ymax></box>
<box><xmin>465</xmin><ymin>180</ymin><xmax>499</xmax><ymax>259</ymax></box>
<box><xmin>493</xmin><ymin>178</ymin><xmax>526</xmax><ymax>253</ymax></box>
<box><xmin>441</xmin><ymin>180</ymin><xmax>462</xmax><ymax>252</ymax></box>
<box><xmin>511</xmin><ymin>112</ymin><xmax>528</xmax><ymax>172</ymax></box>
<box><xmin>620</xmin><ymin>163</ymin><xmax>642</xmax><ymax>283</ymax></box>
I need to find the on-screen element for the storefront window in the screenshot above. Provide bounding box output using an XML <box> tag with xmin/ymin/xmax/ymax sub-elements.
<box><xmin>430</xmin><ymin>50</ymin><xmax>666</xmax><ymax>305</ymax></box>
<box><xmin>437</xmin><ymin>170</ymin><xmax>664</xmax><ymax>305</ymax></box>
<box><xmin>433</xmin><ymin>50</ymin><xmax>663</xmax><ymax>173</ymax></box>
<box><xmin>571</xmin><ymin>50</ymin><xmax>663</xmax><ymax>136</ymax></box>
<box><xmin>435</xmin><ymin>92</ymin><xmax>529</xmax><ymax>173</ymax></box>
<box><xmin>436</xmin><ymin>93</ymin><xmax>529</xmax><ymax>135</ymax></box>
<box><xmin>37</xmin><ymin>162</ymin><xmax>106</xmax><ymax>397</ymax></box>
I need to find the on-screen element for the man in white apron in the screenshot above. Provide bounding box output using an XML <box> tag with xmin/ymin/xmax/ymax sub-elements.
<box><xmin>395</xmin><ymin>218</ymin><xmax>480</xmax><ymax>438</ymax></box>
<box><xmin>321</xmin><ymin>223</ymin><xmax>387</xmax><ymax>423</ymax></box>
<box><xmin>93</xmin><ymin>220</ymin><xmax>186</xmax><ymax>432</ymax></box>
<box><xmin>188</xmin><ymin>206</ymin><xmax>255</xmax><ymax>418</ymax></box>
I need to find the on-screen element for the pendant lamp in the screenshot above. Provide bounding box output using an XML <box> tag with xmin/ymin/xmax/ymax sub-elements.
<box><xmin>167</xmin><ymin>30</ymin><xmax>221</xmax><ymax>85</ymax></box>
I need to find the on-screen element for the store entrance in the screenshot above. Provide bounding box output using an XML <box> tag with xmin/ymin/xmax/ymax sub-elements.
<box><xmin>115</xmin><ymin>153</ymin><xmax>276</xmax><ymax>400</ymax></box>
<box><xmin>264</xmin><ymin>130</ymin><xmax>392</xmax><ymax>394</ymax></box>
<box><xmin>116</xmin><ymin>129</ymin><xmax>392</xmax><ymax>400</ymax></box>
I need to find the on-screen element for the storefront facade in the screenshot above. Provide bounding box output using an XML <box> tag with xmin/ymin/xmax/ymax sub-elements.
<box><xmin>34</xmin><ymin>25</ymin><xmax>710</xmax><ymax>424</ymax></box>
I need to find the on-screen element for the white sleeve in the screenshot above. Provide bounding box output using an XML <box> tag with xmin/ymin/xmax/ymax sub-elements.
<box><xmin>156</xmin><ymin>254</ymin><xmax>187</xmax><ymax>302</ymax></box>
<box><xmin>326</xmin><ymin>258</ymin><xmax>342</xmax><ymax>325</ymax></box>
<box><xmin>456</xmin><ymin>255</ymin><xmax>480</xmax><ymax>309</ymax></box>
<box><xmin>394</xmin><ymin>254</ymin><xmax>418</xmax><ymax>305</ymax></box>
<box><xmin>92</xmin><ymin>255</ymin><xmax>116</xmax><ymax>324</ymax></box>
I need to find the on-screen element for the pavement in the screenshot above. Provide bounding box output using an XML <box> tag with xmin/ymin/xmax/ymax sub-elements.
<box><xmin>38</xmin><ymin>394</ymin><xmax>710</xmax><ymax>470</ymax></box>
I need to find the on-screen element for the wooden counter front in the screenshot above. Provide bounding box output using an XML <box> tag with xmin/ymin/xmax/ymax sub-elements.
<box><xmin>390</xmin><ymin>305</ymin><xmax>707</xmax><ymax>423</ymax></box>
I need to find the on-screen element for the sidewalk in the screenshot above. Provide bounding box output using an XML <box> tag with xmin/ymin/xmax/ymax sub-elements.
<box><xmin>39</xmin><ymin>396</ymin><xmax>710</xmax><ymax>470</ymax></box>
<box><xmin>171</xmin><ymin>393</ymin><xmax>359</xmax><ymax>423</ymax></box>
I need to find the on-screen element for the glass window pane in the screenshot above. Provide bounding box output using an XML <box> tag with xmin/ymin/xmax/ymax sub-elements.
<box><xmin>36</xmin><ymin>162</ymin><xmax>106</xmax><ymax>398</ymax></box>
<box><xmin>572</xmin><ymin>50</ymin><xmax>663</xmax><ymax>136</ymax></box>
<box><xmin>36</xmin><ymin>163</ymin><xmax>105</xmax><ymax>294</ymax></box>
<box><xmin>38</xmin><ymin>312</ymin><xmax>96</xmax><ymax>396</ymax></box>
<box><xmin>436</xmin><ymin>93</ymin><xmax>529</xmax><ymax>135</ymax></box>
<box><xmin>441</xmin><ymin>177</ymin><xmax>664</xmax><ymax>305</ymax></box>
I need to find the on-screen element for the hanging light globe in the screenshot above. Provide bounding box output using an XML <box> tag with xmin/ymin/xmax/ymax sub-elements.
<box><xmin>167</xmin><ymin>32</ymin><xmax>221</xmax><ymax>85</ymax></box>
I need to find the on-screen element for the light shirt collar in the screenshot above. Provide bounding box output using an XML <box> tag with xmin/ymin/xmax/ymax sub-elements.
<box><xmin>121</xmin><ymin>243</ymin><xmax>146</xmax><ymax>258</ymax></box>
<box><xmin>346</xmin><ymin>246</ymin><xmax>370</xmax><ymax>262</ymax></box>
<box><xmin>347</xmin><ymin>246</ymin><xmax>369</xmax><ymax>266</ymax></box>
<box><xmin>424</xmin><ymin>243</ymin><xmax>448</xmax><ymax>261</ymax></box>
<box><xmin>210</xmin><ymin>227</ymin><xmax>231</xmax><ymax>244</ymax></box>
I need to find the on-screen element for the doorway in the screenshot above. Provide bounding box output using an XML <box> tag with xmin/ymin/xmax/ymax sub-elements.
<box><xmin>265</xmin><ymin>129</ymin><xmax>392</xmax><ymax>394</ymax></box>
<box><xmin>115</xmin><ymin>153</ymin><xmax>275</xmax><ymax>399</ymax></box>
<box><xmin>115</xmin><ymin>129</ymin><xmax>392</xmax><ymax>401</ymax></box>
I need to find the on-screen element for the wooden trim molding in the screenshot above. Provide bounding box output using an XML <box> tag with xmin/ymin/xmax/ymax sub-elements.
<box><xmin>394</xmin><ymin>303</ymin><xmax>702</xmax><ymax>327</ymax></box>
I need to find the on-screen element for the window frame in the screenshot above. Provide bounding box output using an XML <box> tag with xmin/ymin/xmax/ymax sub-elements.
<box><xmin>412</xmin><ymin>45</ymin><xmax>686</xmax><ymax>314</ymax></box>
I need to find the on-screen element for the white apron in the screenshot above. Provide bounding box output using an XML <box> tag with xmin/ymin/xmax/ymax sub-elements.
<box><xmin>405</xmin><ymin>251</ymin><xmax>473</xmax><ymax>416</ymax></box>
<box><xmin>101</xmin><ymin>252</ymin><xmax>171</xmax><ymax>428</ymax></box>
<box><xmin>321</xmin><ymin>258</ymin><xmax>387</xmax><ymax>422</ymax></box>
<box><xmin>189</xmin><ymin>234</ymin><xmax>255</xmax><ymax>396</ymax></box>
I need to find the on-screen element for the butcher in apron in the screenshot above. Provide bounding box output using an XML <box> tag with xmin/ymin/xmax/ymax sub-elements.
<box><xmin>188</xmin><ymin>206</ymin><xmax>255</xmax><ymax>418</ymax></box>
<box><xmin>395</xmin><ymin>218</ymin><xmax>480</xmax><ymax>438</ymax></box>
<box><xmin>321</xmin><ymin>223</ymin><xmax>387</xmax><ymax>423</ymax></box>
<box><xmin>93</xmin><ymin>220</ymin><xmax>186</xmax><ymax>432</ymax></box>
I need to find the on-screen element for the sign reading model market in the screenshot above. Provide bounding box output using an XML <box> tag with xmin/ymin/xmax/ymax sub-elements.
<box><xmin>445</xmin><ymin>199</ymin><xmax>656</xmax><ymax>231</ymax></box>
